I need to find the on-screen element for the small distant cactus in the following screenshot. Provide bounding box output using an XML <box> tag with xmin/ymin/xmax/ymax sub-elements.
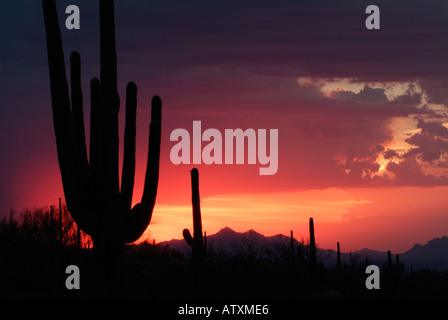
<box><xmin>387</xmin><ymin>250</ymin><xmax>392</xmax><ymax>268</ymax></box>
<box><xmin>337</xmin><ymin>242</ymin><xmax>341</xmax><ymax>270</ymax></box>
<box><xmin>204</xmin><ymin>231</ymin><xmax>207</xmax><ymax>257</ymax></box>
<box><xmin>59</xmin><ymin>197</ymin><xmax>62</xmax><ymax>247</ymax></box>
<box><xmin>183</xmin><ymin>168</ymin><xmax>205</xmax><ymax>266</ymax></box>
<box><xmin>290</xmin><ymin>230</ymin><xmax>295</xmax><ymax>262</ymax></box>
<box><xmin>309</xmin><ymin>217</ymin><xmax>317</xmax><ymax>267</ymax></box>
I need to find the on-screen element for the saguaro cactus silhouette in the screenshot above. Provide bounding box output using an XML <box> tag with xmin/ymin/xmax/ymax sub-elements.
<box><xmin>309</xmin><ymin>217</ymin><xmax>317</xmax><ymax>267</ymax></box>
<box><xmin>387</xmin><ymin>250</ymin><xmax>392</xmax><ymax>268</ymax></box>
<box><xmin>337</xmin><ymin>241</ymin><xmax>341</xmax><ymax>270</ymax></box>
<box><xmin>290</xmin><ymin>230</ymin><xmax>295</xmax><ymax>262</ymax></box>
<box><xmin>183</xmin><ymin>168</ymin><xmax>205</xmax><ymax>266</ymax></box>
<box><xmin>42</xmin><ymin>0</ymin><xmax>161</xmax><ymax>278</ymax></box>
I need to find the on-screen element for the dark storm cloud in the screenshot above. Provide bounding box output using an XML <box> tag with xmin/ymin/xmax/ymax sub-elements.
<box><xmin>387</xmin><ymin>157</ymin><xmax>448</xmax><ymax>186</ymax></box>
<box><xmin>417</xmin><ymin>117</ymin><xmax>448</xmax><ymax>138</ymax></box>
<box><xmin>2</xmin><ymin>0</ymin><xmax>447</xmax><ymax>83</ymax></box>
<box><xmin>108</xmin><ymin>0</ymin><xmax>448</xmax><ymax>80</ymax></box>
<box><xmin>404</xmin><ymin>117</ymin><xmax>448</xmax><ymax>163</ymax></box>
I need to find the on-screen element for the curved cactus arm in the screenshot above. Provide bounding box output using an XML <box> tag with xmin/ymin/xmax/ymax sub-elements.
<box><xmin>122</xmin><ymin>96</ymin><xmax>161</xmax><ymax>243</ymax></box>
<box><xmin>140</xmin><ymin>96</ymin><xmax>162</xmax><ymax>209</ymax></box>
<box><xmin>183</xmin><ymin>228</ymin><xmax>194</xmax><ymax>247</ymax></box>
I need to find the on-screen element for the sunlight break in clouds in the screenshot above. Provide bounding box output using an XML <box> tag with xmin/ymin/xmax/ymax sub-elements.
<box><xmin>296</xmin><ymin>77</ymin><xmax>448</xmax><ymax>183</ymax></box>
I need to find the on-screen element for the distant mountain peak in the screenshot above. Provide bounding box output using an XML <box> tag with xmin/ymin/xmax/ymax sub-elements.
<box><xmin>401</xmin><ymin>235</ymin><xmax>448</xmax><ymax>266</ymax></box>
<box><xmin>409</xmin><ymin>236</ymin><xmax>448</xmax><ymax>251</ymax></box>
<box><xmin>243</xmin><ymin>229</ymin><xmax>264</xmax><ymax>237</ymax></box>
<box><xmin>213</xmin><ymin>227</ymin><xmax>265</xmax><ymax>238</ymax></box>
<box><xmin>215</xmin><ymin>226</ymin><xmax>238</xmax><ymax>235</ymax></box>
<box><xmin>427</xmin><ymin>236</ymin><xmax>448</xmax><ymax>245</ymax></box>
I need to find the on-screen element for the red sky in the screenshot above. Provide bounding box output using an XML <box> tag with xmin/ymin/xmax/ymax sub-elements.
<box><xmin>0</xmin><ymin>0</ymin><xmax>447</xmax><ymax>253</ymax></box>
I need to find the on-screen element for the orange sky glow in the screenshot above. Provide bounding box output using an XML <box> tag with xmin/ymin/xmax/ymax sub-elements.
<box><xmin>140</xmin><ymin>171</ymin><xmax>448</xmax><ymax>253</ymax></box>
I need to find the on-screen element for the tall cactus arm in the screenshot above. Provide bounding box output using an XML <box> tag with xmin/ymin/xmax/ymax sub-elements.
<box><xmin>70</xmin><ymin>51</ymin><xmax>88</xmax><ymax>172</ymax></box>
<box><xmin>99</xmin><ymin>0</ymin><xmax>118</xmax><ymax>99</ymax></box>
<box><xmin>140</xmin><ymin>96</ymin><xmax>162</xmax><ymax>210</ymax></box>
<box><xmin>120</xmin><ymin>82</ymin><xmax>138</xmax><ymax>213</ymax></box>
<box><xmin>99</xmin><ymin>0</ymin><xmax>120</xmax><ymax>200</ymax></box>
<box><xmin>42</xmin><ymin>0</ymin><xmax>74</xmax><ymax>193</ymax></box>
<box><xmin>89</xmin><ymin>77</ymin><xmax>102</xmax><ymax>183</ymax></box>
<box><xmin>122</xmin><ymin>96</ymin><xmax>162</xmax><ymax>243</ymax></box>
<box><xmin>69</xmin><ymin>51</ymin><xmax>99</xmax><ymax>234</ymax></box>
<box><xmin>42</xmin><ymin>0</ymin><xmax>99</xmax><ymax>235</ymax></box>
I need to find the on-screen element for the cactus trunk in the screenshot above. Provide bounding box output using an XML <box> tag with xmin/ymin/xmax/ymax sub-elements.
<box><xmin>42</xmin><ymin>0</ymin><xmax>161</xmax><ymax>288</ymax></box>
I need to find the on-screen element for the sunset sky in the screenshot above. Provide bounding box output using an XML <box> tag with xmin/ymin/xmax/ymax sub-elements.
<box><xmin>0</xmin><ymin>0</ymin><xmax>447</xmax><ymax>253</ymax></box>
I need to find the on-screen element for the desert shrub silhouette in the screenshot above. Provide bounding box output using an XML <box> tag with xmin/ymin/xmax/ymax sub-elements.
<box><xmin>0</xmin><ymin>205</ymin><xmax>88</xmax><ymax>298</ymax></box>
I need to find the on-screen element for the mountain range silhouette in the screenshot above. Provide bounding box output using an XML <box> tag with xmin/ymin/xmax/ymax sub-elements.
<box><xmin>157</xmin><ymin>227</ymin><xmax>448</xmax><ymax>272</ymax></box>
